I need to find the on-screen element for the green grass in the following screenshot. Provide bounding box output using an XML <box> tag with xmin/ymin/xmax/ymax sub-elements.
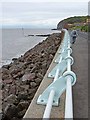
<box><xmin>81</xmin><ymin>25</ymin><xmax>87</xmax><ymax>32</ymax></box>
<box><xmin>70</xmin><ymin>25</ymin><xmax>82</xmax><ymax>30</ymax></box>
<box><xmin>70</xmin><ymin>25</ymin><xmax>90</xmax><ymax>32</ymax></box>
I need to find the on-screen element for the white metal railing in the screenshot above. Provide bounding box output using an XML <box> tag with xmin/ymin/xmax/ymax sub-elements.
<box><xmin>43</xmin><ymin>68</ymin><xmax>60</xmax><ymax>119</ymax></box>
<box><xmin>65</xmin><ymin>35</ymin><xmax>73</xmax><ymax>118</ymax></box>
<box><xmin>37</xmin><ymin>29</ymin><xmax>76</xmax><ymax>119</ymax></box>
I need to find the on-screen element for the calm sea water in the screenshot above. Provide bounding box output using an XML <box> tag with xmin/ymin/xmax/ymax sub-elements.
<box><xmin>0</xmin><ymin>28</ymin><xmax>60</xmax><ymax>67</ymax></box>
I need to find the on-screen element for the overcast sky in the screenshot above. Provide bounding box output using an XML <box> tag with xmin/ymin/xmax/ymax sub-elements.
<box><xmin>0</xmin><ymin>1</ymin><xmax>88</xmax><ymax>28</ymax></box>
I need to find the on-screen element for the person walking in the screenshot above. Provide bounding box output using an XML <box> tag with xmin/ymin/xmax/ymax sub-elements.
<box><xmin>70</xmin><ymin>30</ymin><xmax>78</xmax><ymax>44</ymax></box>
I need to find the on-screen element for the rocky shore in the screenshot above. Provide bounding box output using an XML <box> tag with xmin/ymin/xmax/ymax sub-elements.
<box><xmin>1</xmin><ymin>32</ymin><xmax>63</xmax><ymax>120</ymax></box>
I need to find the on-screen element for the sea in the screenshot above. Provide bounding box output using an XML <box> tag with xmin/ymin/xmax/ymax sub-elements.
<box><xmin>0</xmin><ymin>28</ymin><xmax>60</xmax><ymax>67</ymax></box>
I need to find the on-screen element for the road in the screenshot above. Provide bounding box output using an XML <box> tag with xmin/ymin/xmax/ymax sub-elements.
<box><xmin>78</xmin><ymin>31</ymin><xmax>88</xmax><ymax>39</ymax></box>
<box><xmin>72</xmin><ymin>31</ymin><xmax>88</xmax><ymax>118</ymax></box>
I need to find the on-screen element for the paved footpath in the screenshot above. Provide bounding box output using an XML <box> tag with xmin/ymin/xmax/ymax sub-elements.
<box><xmin>72</xmin><ymin>32</ymin><xmax>88</xmax><ymax>118</ymax></box>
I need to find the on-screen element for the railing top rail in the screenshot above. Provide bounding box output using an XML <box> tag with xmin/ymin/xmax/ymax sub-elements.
<box><xmin>23</xmin><ymin>29</ymin><xmax>76</xmax><ymax>119</ymax></box>
<box><xmin>37</xmin><ymin>29</ymin><xmax>76</xmax><ymax>119</ymax></box>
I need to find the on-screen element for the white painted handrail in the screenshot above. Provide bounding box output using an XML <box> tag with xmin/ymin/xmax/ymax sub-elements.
<box><xmin>43</xmin><ymin>89</ymin><xmax>55</xmax><ymax>119</ymax></box>
<box><xmin>65</xmin><ymin>76</ymin><xmax>73</xmax><ymax>118</ymax></box>
<box><xmin>43</xmin><ymin>59</ymin><xmax>62</xmax><ymax>118</ymax></box>
<box><xmin>65</xmin><ymin>34</ymin><xmax>73</xmax><ymax>118</ymax></box>
<box><xmin>37</xmin><ymin>29</ymin><xmax>76</xmax><ymax>119</ymax></box>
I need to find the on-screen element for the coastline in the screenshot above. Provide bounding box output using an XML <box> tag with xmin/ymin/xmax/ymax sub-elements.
<box><xmin>1</xmin><ymin>31</ymin><xmax>63</xmax><ymax>120</ymax></box>
<box><xmin>1</xmin><ymin>28</ymin><xmax>60</xmax><ymax>68</ymax></box>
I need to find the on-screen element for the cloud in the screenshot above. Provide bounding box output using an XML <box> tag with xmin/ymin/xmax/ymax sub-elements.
<box><xmin>0</xmin><ymin>18</ymin><xmax>21</xmax><ymax>26</ymax></box>
<box><xmin>1</xmin><ymin>2</ymin><xmax>88</xmax><ymax>28</ymax></box>
<box><xmin>1</xmin><ymin>17</ymin><xmax>61</xmax><ymax>28</ymax></box>
<box><xmin>1</xmin><ymin>0</ymin><xmax>89</xmax><ymax>2</ymax></box>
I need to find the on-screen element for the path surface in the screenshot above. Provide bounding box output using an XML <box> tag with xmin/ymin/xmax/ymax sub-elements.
<box><xmin>72</xmin><ymin>31</ymin><xmax>88</xmax><ymax>118</ymax></box>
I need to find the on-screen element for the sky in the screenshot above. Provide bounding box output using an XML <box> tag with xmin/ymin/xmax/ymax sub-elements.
<box><xmin>0</xmin><ymin>0</ymin><xmax>89</xmax><ymax>28</ymax></box>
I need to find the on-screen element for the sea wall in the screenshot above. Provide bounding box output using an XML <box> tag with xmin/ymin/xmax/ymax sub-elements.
<box><xmin>1</xmin><ymin>31</ymin><xmax>64</xmax><ymax>120</ymax></box>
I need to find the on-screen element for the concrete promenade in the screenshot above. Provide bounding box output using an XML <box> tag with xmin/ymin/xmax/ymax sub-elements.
<box><xmin>72</xmin><ymin>32</ymin><xmax>88</xmax><ymax>118</ymax></box>
<box><xmin>24</xmin><ymin>31</ymin><xmax>88</xmax><ymax>119</ymax></box>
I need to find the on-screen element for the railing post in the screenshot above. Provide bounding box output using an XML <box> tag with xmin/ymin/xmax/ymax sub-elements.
<box><xmin>43</xmin><ymin>68</ymin><xmax>60</xmax><ymax>118</ymax></box>
<box><xmin>43</xmin><ymin>89</ymin><xmax>55</xmax><ymax>119</ymax></box>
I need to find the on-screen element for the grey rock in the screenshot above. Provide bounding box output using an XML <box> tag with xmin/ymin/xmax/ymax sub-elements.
<box><xmin>30</xmin><ymin>66</ymin><xmax>37</xmax><ymax>73</ymax></box>
<box><xmin>1</xmin><ymin>68</ymin><xmax>9</xmax><ymax>74</ymax></box>
<box><xmin>22</xmin><ymin>73</ymin><xmax>36</xmax><ymax>82</ymax></box>
<box><xmin>20</xmin><ymin>85</ymin><xmax>29</xmax><ymax>90</ymax></box>
<box><xmin>35</xmin><ymin>78</ymin><xmax>41</xmax><ymax>84</ymax></box>
<box><xmin>3</xmin><ymin>79</ymin><xmax>13</xmax><ymax>84</ymax></box>
<box><xmin>12</xmin><ymin>117</ymin><xmax>20</xmax><ymax>120</ymax></box>
<box><xmin>17</xmin><ymin>109</ymin><xmax>26</xmax><ymax>118</ymax></box>
<box><xmin>9</xmin><ymin>85</ymin><xmax>16</xmax><ymax>94</ymax></box>
<box><xmin>2</xmin><ymin>74</ymin><xmax>10</xmax><ymax>80</ymax></box>
<box><xmin>2</xmin><ymin>65</ymin><xmax>10</xmax><ymax>69</ymax></box>
<box><xmin>4</xmin><ymin>94</ymin><xmax>17</xmax><ymax>103</ymax></box>
<box><xmin>37</xmin><ymin>73</ymin><xmax>43</xmax><ymax>79</ymax></box>
<box><xmin>28</xmin><ymin>88</ymin><xmax>37</xmax><ymax>95</ymax></box>
<box><xmin>17</xmin><ymin>101</ymin><xmax>29</xmax><ymax>111</ymax></box>
<box><xmin>0</xmin><ymin>113</ymin><xmax>2</xmax><ymax>120</ymax></box>
<box><xmin>4</xmin><ymin>104</ymin><xmax>18</xmax><ymax>119</ymax></box>
<box><xmin>30</xmin><ymin>82</ymin><xmax>37</xmax><ymax>87</ymax></box>
<box><xmin>12</xmin><ymin>58</ymin><xmax>18</xmax><ymax>61</ymax></box>
<box><xmin>49</xmin><ymin>54</ymin><xmax>53</xmax><ymax>60</ymax></box>
<box><xmin>13</xmin><ymin>71</ymin><xmax>24</xmax><ymax>79</ymax></box>
<box><xmin>17</xmin><ymin>92</ymin><xmax>28</xmax><ymax>101</ymax></box>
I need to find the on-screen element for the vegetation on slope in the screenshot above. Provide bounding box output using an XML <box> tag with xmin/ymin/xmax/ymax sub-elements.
<box><xmin>57</xmin><ymin>16</ymin><xmax>90</xmax><ymax>32</ymax></box>
<box><xmin>61</xmin><ymin>16</ymin><xmax>88</xmax><ymax>24</ymax></box>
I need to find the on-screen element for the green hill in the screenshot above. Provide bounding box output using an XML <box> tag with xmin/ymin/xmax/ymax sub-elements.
<box><xmin>57</xmin><ymin>16</ymin><xmax>90</xmax><ymax>32</ymax></box>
